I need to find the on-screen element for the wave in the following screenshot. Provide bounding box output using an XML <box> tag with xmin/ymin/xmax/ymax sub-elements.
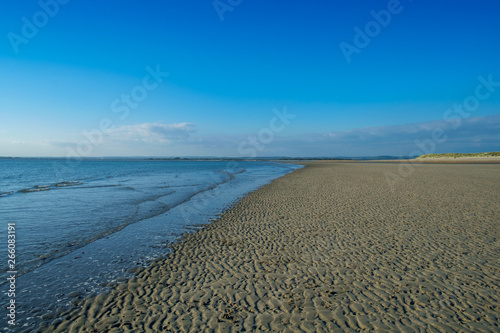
<box><xmin>54</xmin><ymin>181</ymin><xmax>83</xmax><ymax>187</ymax></box>
<box><xmin>2</xmin><ymin>182</ymin><xmax>123</xmax><ymax>199</ymax></box>
<box><xmin>77</xmin><ymin>184</ymin><xmax>121</xmax><ymax>189</ymax></box>
<box><xmin>19</xmin><ymin>185</ymin><xmax>51</xmax><ymax>193</ymax></box>
<box><xmin>16</xmin><ymin>180</ymin><xmax>83</xmax><ymax>195</ymax></box>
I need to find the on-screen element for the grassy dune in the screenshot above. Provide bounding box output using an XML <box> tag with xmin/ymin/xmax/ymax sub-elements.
<box><xmin>417</xmin><ymin>152</ymin><xmax>500</xmax><ymax>159</ymax></box>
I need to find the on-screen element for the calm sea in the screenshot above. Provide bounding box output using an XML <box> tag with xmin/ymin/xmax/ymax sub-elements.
<box><xmin>0</xmin><ymin>158</ymin><xmax>302</xmax><ymax>331</ymax></box>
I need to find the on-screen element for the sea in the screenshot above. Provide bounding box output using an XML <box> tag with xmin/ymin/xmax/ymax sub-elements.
<box><xmin>0</xmin><ymin>158</ymin><xmax>302</xmax><ymax>331</ymax></box>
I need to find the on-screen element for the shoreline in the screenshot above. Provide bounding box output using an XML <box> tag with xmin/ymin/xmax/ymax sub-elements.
<box><xmin>41</xmin><ymin>162</ymin><xmax>499</xmax><ymax>332</ymax></box>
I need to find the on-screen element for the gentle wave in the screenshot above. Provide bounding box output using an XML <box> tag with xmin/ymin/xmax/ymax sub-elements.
<box><xmin>73</xmin><ymin>184</ymin><xmax>121</xmax><ymax>189</ymax></box>
<box><xmin>1</xmin><ymin>183</ymin><xmax>124</xmax><ymax>198</ymax></box>
<box><xmin>12</xmin><ymin>180</ymin><xmax>87</xmax><ymax>195</ymax></box>
<box><xmin>19</xmin><ymin>185</ymin><xmax>51</xmax><ymax>193</ymax></box>
<box><xmin>54</xmin><ymin>181</ymin><xmax>83</xmax><ymax>187</ymax></box>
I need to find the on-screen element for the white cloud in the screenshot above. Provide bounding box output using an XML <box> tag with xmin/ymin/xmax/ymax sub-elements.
<box><xmin>108</xmin><ymin>122</ymin><xmax>195</xmax><ymax>143</ymax></box>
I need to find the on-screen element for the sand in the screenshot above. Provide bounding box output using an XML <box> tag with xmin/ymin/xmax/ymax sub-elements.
<box><xmin>40</xmin><ymin>162</ymin><xmax>499</xmax><ymax>332</ymax></box>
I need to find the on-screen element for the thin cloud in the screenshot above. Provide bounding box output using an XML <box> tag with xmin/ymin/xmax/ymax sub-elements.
<box><xmin>323</xmin><ymin>115</ymin><xmax>500</xmax><ymax>145</ymax></box>
<box><xmin>298</xmin><ymin>114</ymin><xmax>500</xmax><ymax>156</ymax></box>
<box><xmin>108</xmin><ymin>122</ymin><xmax>196</xmax><ymax>143</ymax></box>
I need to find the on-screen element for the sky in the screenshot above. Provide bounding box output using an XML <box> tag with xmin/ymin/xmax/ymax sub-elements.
<box><xmin>1</xmin><ymin>0</ymin><xmax>499</xmax><ymax>157</ymax></box>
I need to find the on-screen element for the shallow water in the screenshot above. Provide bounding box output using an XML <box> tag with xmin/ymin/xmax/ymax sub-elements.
<box><xmin>0</xmin><ymin>159</ymin><xmax>302</xmax><ymax>331</ymax></box>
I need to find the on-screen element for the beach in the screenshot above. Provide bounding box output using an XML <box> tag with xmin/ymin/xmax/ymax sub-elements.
<box><xmin>42</xmin><ymin>162</ymin><xmax>500</xmax><ymax>332</ymax></box>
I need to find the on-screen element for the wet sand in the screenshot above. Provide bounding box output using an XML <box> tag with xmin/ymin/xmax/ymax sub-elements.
<box><xmin>43</xmin><ymin>162</ymin><xmax>500</xmax><ymax>332</ymax></box>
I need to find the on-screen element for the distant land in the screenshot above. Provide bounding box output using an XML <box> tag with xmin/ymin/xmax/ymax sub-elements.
<box><xmin>417</xmin><ymin>152</ymin><xmax>500</xmax><ymax>159</ymax></box>
<box><xmin>0</xmin><ymin>156</ymin><xmax>417</xmax><ymax>161</ymax></box>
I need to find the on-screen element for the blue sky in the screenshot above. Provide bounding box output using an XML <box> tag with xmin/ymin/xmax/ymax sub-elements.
<box><xmin>1</xmin><ymin>0</ymin><xmax>499</xmax><ymax>157</ymax></box>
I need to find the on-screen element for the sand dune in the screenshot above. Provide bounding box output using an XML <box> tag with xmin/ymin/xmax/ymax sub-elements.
<box><xmin>41</xmin><ymin>162</ymin><xmax>500</xmax><ymax>332</ymax></box>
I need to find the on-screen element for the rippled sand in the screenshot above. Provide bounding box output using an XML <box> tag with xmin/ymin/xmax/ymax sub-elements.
<box><xmin>43</xmin><ymin>162</ymin><xmax>500</xmax><ymax>332</ymax></box>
